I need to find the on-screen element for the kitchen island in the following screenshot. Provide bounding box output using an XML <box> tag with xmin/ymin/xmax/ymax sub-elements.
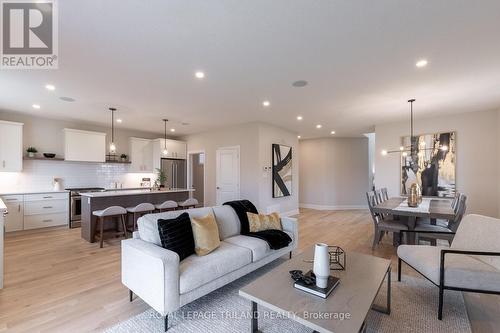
<box><xmin>80</xmin><ymin>188</ymin><xmax>194</xmax><ymax>243</ymax></box>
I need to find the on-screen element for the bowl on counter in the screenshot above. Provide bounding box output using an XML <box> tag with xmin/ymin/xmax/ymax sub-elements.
<box><xmin>43</xmin><ymin>153</ymin><xmax>56</xmax><ymax>158</ymax></box>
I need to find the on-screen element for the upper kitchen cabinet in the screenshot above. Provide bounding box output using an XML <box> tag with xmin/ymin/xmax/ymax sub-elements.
<box><xmin>129</xmin><ymin>137</ymin><xmax>153</xmax><ymax>172</ymax></box>
<box><xmin>152</xmin><ymin>138</ymin><xmax>187</xmax><ymax>169</ymax></box>
<box><xmin>0</xmin><ymin>120</ymin><xmax>23</xmax><ymax>172</ymax></box>
<box><xmin>63</xmin><ymin>128</ymin><xmax>106</xmax><ymax>162</ymax></box>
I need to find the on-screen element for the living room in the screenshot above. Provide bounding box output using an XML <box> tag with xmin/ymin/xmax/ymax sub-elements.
<box><xmin>0</xmin><ymin>1</ymin><xmax>499</xmax><ymax>333</ymax></box>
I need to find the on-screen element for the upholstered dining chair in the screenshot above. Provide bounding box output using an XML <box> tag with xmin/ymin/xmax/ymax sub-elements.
<box><xmin>367</xmin><ymin>191</ymin><xmax>408</xmax><ymax>249</ymax></box>
<box><xmin>398</xmin><ymin>214</ymin><xmax>500</xmax><ymax>320</ymax></box>
<box><xmin>413</xmin><ymin>194</ymin><xmax>467</xmax><ymax>245</ymax></box>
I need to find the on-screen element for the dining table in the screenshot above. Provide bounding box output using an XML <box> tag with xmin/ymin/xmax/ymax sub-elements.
<box><xmin>373</xmin><ymin>196</ymin><xmax>456</xmax><ymax>244</ymax></box>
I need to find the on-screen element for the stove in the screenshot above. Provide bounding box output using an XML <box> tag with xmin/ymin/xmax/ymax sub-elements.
<box><xmin>66</xmin><ymin>187</ymin><xmax>105</xmax><ymax>228</ymax></box>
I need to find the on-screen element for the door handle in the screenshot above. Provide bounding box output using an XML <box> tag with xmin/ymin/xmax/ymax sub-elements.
<box><xmin>217</xmin><ymin>187</ymin><xmax>220</xmax><ymax>190</ymax></box>
<box><xmin>43</xmin><ymin>206</ymin><xmax>53</xmax><ymax>209</ymax></box>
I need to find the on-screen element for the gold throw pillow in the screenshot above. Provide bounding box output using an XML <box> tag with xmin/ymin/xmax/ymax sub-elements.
<box><xmin>191</xmin><ymin>213</ymin><xmax>221</xmax><ymax>256</ymax></box>
<box><xmin>247</xmin><ymin>212</ymin><xmax>282</xmax><ymax>233</ymax></box>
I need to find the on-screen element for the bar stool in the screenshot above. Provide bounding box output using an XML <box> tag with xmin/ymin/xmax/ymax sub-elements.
<box><xmin>178</xmin><ymin>198</ymin><xmax>199</xmax><ymax>210</ymax></box>
<box><xmin>92</xmin><ymin>206</ymin><xmax>128</xmax><ymax>248</ymax></box>
<box><xmin>155</xmin><ymin>200</ymin><xmax>178</xmax><ymax>212</ymax></box>
<box><xmin>126</xmin><ymin>203</ymin><xmax>155</xmax><ymax>231</ymax></box>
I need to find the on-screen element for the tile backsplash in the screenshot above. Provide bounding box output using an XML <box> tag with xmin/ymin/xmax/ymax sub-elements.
<box><xmin>0</xmin><ymin>160</ymin><xmax>155</xmax><ymax>193</ymax></box>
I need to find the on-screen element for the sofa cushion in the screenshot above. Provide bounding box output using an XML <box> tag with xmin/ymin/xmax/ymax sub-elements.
<box><xmin>179</xmin><ymin>241</ymin><xmax>252</xmax><ymax>294</ymax></box>
<box><xmin>138</xmin><ymin>207</ymin><xmax>214</xmax><ymax>246</ymax></box>
<box><xmin>224</xmin><ymin>235</ymin><xmax>270</xmax><ymax>262</ymax></box>
<box><xmin>398</xmin><ymin>245</ymin><xmax>500</xmax><ymax>291</ymax></box>
<box><xmin>191</xmin><ymin>212</ymin><xmax>220</xmax><ymax>256</ymax></box>
<box><xmin>212</xmin><ymin>205</ymin><xmax>241</xmax><ymax>240</ymax></box>
<box><xmin>247</xmin><ymin>212</ymin><xmax>282</xmax><ymax>232</ymax></box>
<box><xmin>157</xmin><ymin>212</ymin><xmax>195</xmax><ymax>261</ymax></box>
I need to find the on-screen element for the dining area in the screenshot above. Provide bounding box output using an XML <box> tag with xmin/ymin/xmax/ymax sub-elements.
<box><xmin>366</xmin><ymin>187</ymin><xmax>467</xmax><ymax>249</ymax></box>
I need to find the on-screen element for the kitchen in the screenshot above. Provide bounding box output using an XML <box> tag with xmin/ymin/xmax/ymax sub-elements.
<box><xmin>0</xmin><ymin>112</ymin><xmax>194</xmax><ymax>284</ymax></box>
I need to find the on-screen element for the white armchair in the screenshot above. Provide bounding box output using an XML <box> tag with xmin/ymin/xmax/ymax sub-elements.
<box><xmin>397</xmin><ymin>214</ymin><xmax>500</xmax><ymax>319</ymax></box>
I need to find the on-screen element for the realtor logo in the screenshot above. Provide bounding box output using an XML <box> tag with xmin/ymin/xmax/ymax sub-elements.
<box><xmin>1</xmin><ymin>0</ymin><xmax>58</xmax><ymax>69</ymax></box>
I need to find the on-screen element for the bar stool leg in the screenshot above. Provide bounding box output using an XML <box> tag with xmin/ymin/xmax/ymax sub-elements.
<box><xmin>133</xmin><ymin>212</ymin><xmax>137</xmax><ymax>231</ymax></box>
<box><xmin>99</xmin><ymin>217</ymin><xmax>104</xmax><ymax>248</ymax></box>
<box><xmin>121</xmin><ymin>214</ymin><xmax>128</xmax><ymax>239</ymax></box>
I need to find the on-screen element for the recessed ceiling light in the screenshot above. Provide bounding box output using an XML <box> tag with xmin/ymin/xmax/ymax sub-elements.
<box><xmin>296</xmin><ymin>116</ymin><xmax>303</xmax><ymax>121</ymax></box>
<box><xmin>116</xmin><ymin>118</ymin><xmax>122</xmax><ymax>123</ymax></box>
<box><xmin>297</xmin><ymin>135</ymin><xmax>301</xmax><ymax>139</ymax></box>
<box><xmin>45</xmin><ymin>84</ymin><xmax>55</xmax><ymax>91</ymax></box>
<box><xmin>32</xmin><ymin>104</ymin><xmax>40</xmax><ymax>109</ymax></box>
<box><xmin>170</xmin><ymin>128</ymin><xmax>176</xmax><ymax>132</ymax></box>
<box><xmin>262</xmin><ymin>100</ymin><xmax>270</xmax><ymax>107</ymax></box>
<box><xmin>316</xmin><ymin>124</ymin><xmax>322</xmax><ymax>129</ymax></box>
<box><xmin>195</xmin><ymin>71</ymin><xmax>205</xmax><ymax>79</ymax></box>
<box><xmin>330</xmin><ymin>131</ymin><xmax>335</xmax><ymax>135</ymax></box>
<box><xmin>416</xmin><ymin>59</ymin><xmax>428</xmax><ymax>68</ymax></box>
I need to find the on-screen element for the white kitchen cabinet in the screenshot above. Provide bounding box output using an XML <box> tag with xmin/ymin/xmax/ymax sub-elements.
<box><xmin>23</xmin><ymin>193</ymin><xmax>68</xmax><ymax>230</ymax></box>
<box><xmin>1</xmin><ymin>195</ymin><xmax>23</xmax><ymax>232</ymax></box>
<box><xmin>152</xmin><ymin>138</ymin><xmax>187</xmax><ymax>169</ymax></box>
<box><xmin>0</xmin><ymin>120</ymin><xmax>23</xmax><ymax>172</ymax></box>
<box><xmin>64</xmin><ymin>128</ymin><xmax>106</xmax><ymax>162</ymax></box>
<box><xmin>129</xmin><ymin>137</ymin><xmax>153</xmax><ymax>172</ymax></box>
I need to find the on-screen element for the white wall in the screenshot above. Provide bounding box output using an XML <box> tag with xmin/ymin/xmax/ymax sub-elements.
<box><xmin>375</xmin><ymin>109</ymin><xmax>499</xmax><ymax>217</ymax></box>
<box><xmin>184</xmin><ymin>123</ymin><xmax>261</xmax><ymax>208</ymax></box>
<box><xmin>184</xmin><ymin>122</ymin><xmax>299</xmax><ymax>215</ymax></box>
<box><xmin>299</xmin><ymin>137</ymin><xmax>370</xmax><ymax>209</ymax></box>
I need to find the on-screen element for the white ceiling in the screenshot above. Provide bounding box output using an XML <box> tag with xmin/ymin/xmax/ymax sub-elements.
<box><xmin>1</xmin><ymin>0</ymin><xmax>500</xmax><ymax>138</ymax></box>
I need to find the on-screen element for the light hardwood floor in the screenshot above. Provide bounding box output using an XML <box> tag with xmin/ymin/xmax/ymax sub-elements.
<box><xmin>0</xmin><ymin>208</ymin><xmax>497</xmax><ymax>332</ymax></box>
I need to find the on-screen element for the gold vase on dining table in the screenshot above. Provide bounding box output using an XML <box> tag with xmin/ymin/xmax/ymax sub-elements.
<box><xmin>408</xmin><ymin>183</ymin><xmax>422</xmax><ymax>207</ymax></box>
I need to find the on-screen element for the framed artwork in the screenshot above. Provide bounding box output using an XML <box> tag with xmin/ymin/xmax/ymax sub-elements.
<box><xmin>401</xmin><ymin>131</ymin><xmax>456</xmax><ymax>198</ymax></box>
<box><xmin>272</xmin><ymin>144</ymin><xmax>292</xmax><ymax>198</ymax></box>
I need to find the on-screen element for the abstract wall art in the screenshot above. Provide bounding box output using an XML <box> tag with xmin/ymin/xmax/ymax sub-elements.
<box><xmin>401</xmin><ymin>131</ymin><xmax>456</xmax><ymax>198</ymax></box>
<box><xmin>272</xmin><ymin>144</ymin><xmax>292</xmax><ymax>198</ymax></box>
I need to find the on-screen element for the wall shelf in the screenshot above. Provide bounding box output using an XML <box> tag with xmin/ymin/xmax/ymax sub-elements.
<box><xmin>24</xmin><ymin>156</ymin><xmax>64</xmax><ymax>161</ymax></box>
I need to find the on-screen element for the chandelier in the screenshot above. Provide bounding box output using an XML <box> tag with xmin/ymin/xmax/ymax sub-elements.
<box><xmin>381</xmin><ymin>99</ymin><xmax>448</xmax><ymax>157</ymax></box>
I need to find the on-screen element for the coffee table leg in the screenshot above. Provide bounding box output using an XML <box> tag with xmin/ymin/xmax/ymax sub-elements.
<box><xmin>251</xmin><ymin>301</ymin><xmax>260</xmax><ymax>333</ymax></box>
<box><xmin>372</xmin><ymin>266</ymin><xmax>391</xmax><ymax>315</ymax></box>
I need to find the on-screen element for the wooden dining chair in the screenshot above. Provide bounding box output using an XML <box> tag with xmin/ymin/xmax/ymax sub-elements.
<box><xmin>381</xmin><ymin>188</ymin><xmax>389</xmax><ymax>201</ymax></box>
<box><xmin>413</xmin><ymin>195</ymin><xmax>467</xmax><ymax>245</ymax></box>
<box><xmin>366</xmin><ymin>191</ymin><xmax>408</xmax><ymax>249</ymax></box>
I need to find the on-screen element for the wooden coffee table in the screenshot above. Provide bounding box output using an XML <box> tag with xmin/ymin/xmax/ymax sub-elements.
<box><xmin>239</xmin><ymin>248</ymin><xmax>391</xmax><ymax>333</ymax></box>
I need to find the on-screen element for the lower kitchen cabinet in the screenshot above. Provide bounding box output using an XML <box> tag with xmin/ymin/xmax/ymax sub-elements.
<box><xmin>1</xmin><ymin>192</ymin><xmax>69</xmax><ymax>232</ymax></box>
<box><xmin>2</xmin><ymin>195</ymin><xmax>23</xmax><ymax>232</ymax></box>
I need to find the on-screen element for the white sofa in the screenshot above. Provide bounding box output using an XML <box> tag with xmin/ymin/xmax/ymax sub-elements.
<box><xmin>121</xmin><ymin>206</ymin><xmax>298</xmax><ymax>331</ymax></box>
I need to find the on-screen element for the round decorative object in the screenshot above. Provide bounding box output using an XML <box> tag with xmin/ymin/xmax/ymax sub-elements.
<box><xmin>313</xmin><ymin>243</ymin><xmax>330</xmax><ymax>288</ymax></box>
<box><xmin>43</xmin><ymin>153</ymin><xmax>56</xmax><ymax>158</ymax></box>
<box><xmin>408</xmin><ymin>182</ymin><xmax>422</xmax><ymax>207</ymax></box>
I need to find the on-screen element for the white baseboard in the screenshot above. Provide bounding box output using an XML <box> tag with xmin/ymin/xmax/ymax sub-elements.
<box><xmin>281</xmin><ymin>209</ymin><xmax>300</xmax><ymax>217</ymax></box>
<box><xmin>299</xmin><ymin>203</ymin><xmax>367</xmax><ymax>211</ymax></box>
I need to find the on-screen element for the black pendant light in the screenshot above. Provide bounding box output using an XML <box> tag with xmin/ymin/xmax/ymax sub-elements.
<box><xmin>109</xmin><ymin>107</ymin><xmax>117</xmax><ymax>154</ymax></box>
<box><xmin>162</xmin><ymin>119</ymin><xmax>168</xmax><ymax>155</ymax></box>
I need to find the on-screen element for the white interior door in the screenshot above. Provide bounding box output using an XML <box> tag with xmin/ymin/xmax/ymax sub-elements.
<box><xmin>216</xmin><ymin>146</ymin><xmax>240</xmax><ymax>205</ymax></box>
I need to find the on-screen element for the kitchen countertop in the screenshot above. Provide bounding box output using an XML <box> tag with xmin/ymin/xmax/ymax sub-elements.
<box><xmin>81</xmin><ymin>188</ymin><xmax>194</xmax><ymax>198</ymax></box>
<box><xmin>0</xmin><ymin>190</ymin><xmax>69</xmax><ymax>196</ymax></box>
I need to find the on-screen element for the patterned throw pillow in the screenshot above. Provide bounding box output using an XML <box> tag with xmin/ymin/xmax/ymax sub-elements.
<box><xmin>157</xmin><ymin>212</ymin><xmax>195</xmax><ymax>261</ymax></box>
<box><xmin>246</xmin><ymin>212</ymin><xmax>282</xmax><ymax>233</ymax></box>
<box><xmin>191</xmin><ymin>213</ymin><xmax>221</xmax><ymax>256</ymax></box>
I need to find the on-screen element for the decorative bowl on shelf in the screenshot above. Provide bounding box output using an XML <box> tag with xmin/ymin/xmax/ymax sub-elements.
<box><xmin>43</xmin><ymin>153</ymin><xmax>56</xmax><ymax>158</ymax></box>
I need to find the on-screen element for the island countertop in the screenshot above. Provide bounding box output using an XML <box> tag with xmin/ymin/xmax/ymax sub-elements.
<box><xmin>80</xmin><ymin>188</ymin><xmax>193</xmax><ymax>243</ymax></box>
<box><xmin>81</xmin><ymin>188</ymin><xmax>194</xmax><ymax>198</ymax></box>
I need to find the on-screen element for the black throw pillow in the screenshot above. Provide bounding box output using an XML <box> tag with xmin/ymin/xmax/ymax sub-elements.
<box><xmin>157</xmin><ymin>212</ymin><xmax>195</xmax><ymax>261</ymax></box>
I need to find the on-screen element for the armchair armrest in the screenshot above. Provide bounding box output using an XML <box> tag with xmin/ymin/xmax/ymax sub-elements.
<box><xmin>121</xmin><ymin>238</ymin><xmax>180</xmax><ymax>315</ymax></box>
<box><xmin>439</xmin><ymin>249</ymin><xmax>500</xmax><ymax>288</ymax></box>
<box><xmin>281</xmin><ymin>216</ymin><xmax>298</xmax><ymax>250</ymax></box>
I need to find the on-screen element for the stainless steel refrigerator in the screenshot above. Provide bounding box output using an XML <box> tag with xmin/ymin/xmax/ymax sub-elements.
<box><xmin>161</xmin><ymin>158</ymin><xmax>187</xmax><ymax>189</ymax></box>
